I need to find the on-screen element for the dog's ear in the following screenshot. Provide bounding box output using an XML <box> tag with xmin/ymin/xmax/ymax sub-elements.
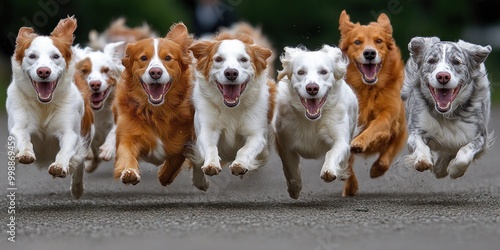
<box><xmin>277</xmin><ymin>46</ymin><xmax>303</xmax><ymax>82</ymax></box>
<box><xmin>104</xmin><ymin>41</ymin><xmax>126</xmax><ymax>70</ymax></box>
<box><xmin>50</xmin><ymin>16</ymin><xmax>77</xmax><ymax>45</ymax></box>
<box><xmin>250</xmin><ymin>44</ymin><xmax>272</xmax><ymax>74</ymax></box>
<box><xmin>321</xmin><ymin>45</ymin><xmax>348</xmax><ymax>81</ymax></box>
<box><xmin>457</xmin><ymin>40</ymin><xmax>492</xmax><ymax>67</ymax></box>
<box><xmin>14</xmin><ymin>27</ymin><xmax>37</xmax><ymax>62</ymax></box>
<box><xmin>189</xmin><ymin>40</ymin><xmax>217</xmax><ymax>74</ymax></box>
<box><xmin>339</xmin><ymin>10</ymin><xmax>355</xmax><ymax>38</ymax></box>
<box><xmin>408</xmin><ymin>36</ymin><xmax>440</xmax><ymax>64</ymax></box>
<box><xmin>166</xmin><ymin>22</ymin><xmax>193</xmax><ymax>52</ymax></box>
<box><xmin>121</xmin><ymin>42</ymin><xmax>136</xmax><ymax>69</ymax></box>
<box><xmin>377</xmin><ymin>13</ymin><xmax>393</xmax><ymax>36</ymax></box>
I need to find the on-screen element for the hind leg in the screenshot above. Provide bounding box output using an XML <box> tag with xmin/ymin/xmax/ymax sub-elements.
<box><xmin>370</xmin><ymin>128</ymin><xmax>407</xmax><ymax>178</ymax></box>
<box><xmin>71</xmin><ymin>162</ymin><xmax>85</xmax><ymax>199</ymax></box>
<box><xmin>276</xmin><ymin>139</ymin><xmax>302</xmax><ymax>199</ymax></box>
<box><xmin>85</xmin><ymin>146</ymin><xmax>101</xmax><ymax>173</ymax></box>
<box><xmin>342</xmin><ymin>155</ymin><xmax>358</xmax><ymax>197</ymax></box>
<box><xmin>158</xmin><ymin>154</ymin><xmax>185</xmax><ymax>186</ymax></box>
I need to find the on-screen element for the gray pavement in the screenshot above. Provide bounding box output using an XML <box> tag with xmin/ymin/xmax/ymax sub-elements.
<box><xmin>1</xmin><ymin>107</ymin><xmax>499</xmax><ymax>250</ymax></box>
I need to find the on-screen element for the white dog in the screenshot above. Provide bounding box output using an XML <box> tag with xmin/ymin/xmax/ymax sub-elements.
<box><xmin>188</xmin><ymin>32</ymin><xmax>275</xmax><ymax>191</ymax></box>
<box><xmin>273</xmin><ymin>45</ymin><xmax>359</xmax><ymax>199</ymax></box>
<box><xmin>74</xmin><ymin>42</ymin><xmax>125</xmax><ymax>173</ymax></box>
<box><xmin>7</xmin><ymin>17</ymin><xmax>94</xmax><ymax>198</ymax></box>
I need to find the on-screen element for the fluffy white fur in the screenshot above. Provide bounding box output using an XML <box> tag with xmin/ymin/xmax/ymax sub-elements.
<box><xmin>7</xmin><ymin>37</ymin><xmax>94</xmax><ymax>199</ymax></box>
<box><xmin>273</xmin><ymin>45</ymin><xmax>358</xmax><ymax>199</ymax></box>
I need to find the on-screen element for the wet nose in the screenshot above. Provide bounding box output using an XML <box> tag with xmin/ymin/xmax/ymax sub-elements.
<box><xmin>224</xmin><ymin>68</ymin><xmax>239</xmax><ymax>81</ymax></box>
<box><xmin>306</xmin><ymin>83</ymin><xmax>319</xmax><ymax>96</ymax></box>
<box><xmin>89</xmin><ymin>81</ymin><xmax>102</xmax><ymax>91</ymax></box>
<box><xmin>149</xmin><ymin>67</ymin><xmax>163</xmax><ymax>80</ymax></box>
<box><xmin>37</xmin><ymin>67</ymin><xmax>51</xmax><ymax>79</ymax></box>
<box><xmin>363</xmin><ymin>49</ymin><xmax>377</xmax><ymax>61</ymax></box>
<box><xmin>436</xmin><ymin>71</ymin><xmax>451</xmax><ymax>84</ymax></box>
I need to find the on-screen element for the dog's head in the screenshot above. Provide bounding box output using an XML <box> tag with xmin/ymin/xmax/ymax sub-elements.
<box><xmin>278</xmin><ymin>45</ymin><xmax>347</xmax><ymax>120</ymax></box>
<box><xmin>13</xmin><ymin>16</ymin><xmax>77</xmax><ymax>103</ymax></box>
<box><xmin>121</xmin><ymin>22</ymin><xmax>193</xmax><ymax>106</ymax></box>
<box><xmin>75</xmin><ymin>42</ymin><xmax>125</xmax><ymax>110</ymax></box>
<box><xmin>408</xmin><ymin>37</ymin><xmax>491</xmax><ymax>114</ymax></box>
<box><xmin>339</xmin><ymin>10</ymin><xmax>395</xmax><ymax>85</ymax></box>
<box><xmin>189</xmin><ymin>32</ymin><xmax>272</xmax><ymax>107</ymax></box>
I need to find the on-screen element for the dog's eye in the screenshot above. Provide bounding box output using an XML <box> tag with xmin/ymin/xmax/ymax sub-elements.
<box><xmin>319</xmin><ymin>69</ymin><xmax>328</xmax><ymax>75</ymax></box>
<box><xmin>452</xmin><ymin>58</ymin><xmax>461</xmax><ymax>65</ymax></box>
<box><xmin>427</xmin><ymin>58</ymin><xmax>436</xmax><ymax>64</ymax></box>
<box><xmin>297</xmin><ymin>70</ymin><xmax>305</xmax><ymax>76</ymax></box>
<box><xmin>101</xmin><ymin>67</ymin><xmax>110</xmax><ymax>74</ymax></box>
<box><xmin>240</xmin><ymin>57</ymin><xmax>248</xmax><ymax>63</ymax></box>
<box><xmin>376</xmin><ymin>39</ymin><xmax>383</xmax><ymax>44</ymax></box>
<box><xmin>81</xmin><ymin>69</ymin><xmax>89</xmax><ymax>75</ymax></box>
<box><xmin>354</xmin><ymin>40</ymin><xmax>361</xmax><ymax>45</ymax></box>
<box><xmin>215</xmin><ymin>56</ymin><xmax>223</xmax><ymax>63</ymax></box>
<box><xmin>52</xmin><ymin>54</ymin><xmax>60</xmax><ymax>59</ymax></box>
<box><xmin>140</xmin><ymin>56</ymin><xmax>147</xmax><ymax>61</ymax></box>
<box><xmin>165</xmin><ymin>55</ymin><xmax>172</xmax><ymax>61</ymax></box>
<box><xmin>28</xmin><ymin>54</ymin><xmax>36</xmax><ymax>59</ymax></box>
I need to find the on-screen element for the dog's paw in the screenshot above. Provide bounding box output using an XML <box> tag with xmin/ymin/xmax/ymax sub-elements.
<box><xmin>120</xmin><ymin>169</ymin><xmax>141</xmax><ymax>185</ymax></box>
<box><xmin>193</xmin><ymin>178</ymin><xmax>209</xmax><ymax>191</ymax></box>
<box><xmin>99</xmin><ymin>144</ymin><xmax>115</xmax><ymax>161</ymax></box>
<box><xmin>84</xmin><ymin>159</ymin><xmax>99</xmax><ymax>173</ymax></box>
<box><xmin>342</xmin><ymin>178</ymin><xmax>358</xmax><ymax>197</ymax></box>
<box><xmin>48</xmin><ymin>163</ymin><xmax>67</xmax><ymax>178</ymax></box>
<box><xmin>370</xmin><ymin>160</ymin><xmax>389</xmax><ymax>178</ymax></box>
<box><xmin>320</xmin><ymin>170</ymin><xmax>337</xmax><ymax>183</ymax></box>
<box><xmin>16</xmin><ymin>150</ymin><xmax>36</xmax><ymax>164</ymax></box>
<box><xmin>447</xmin><ymin>159</ymin><xmax>469</xmax><ymax>179</ymax></box>
<box><xmin>70</xmin><ymin>181</ymin><xmax>84</xmax><ymax>199</ymax></box>
<box><xmin>287</xmin><ymin>179</ymin><xmax>302</xmax><ymax>199</ymax></box>
<box><xmin>350</xmin><ymin>137</ymin><xmax>367</xmax><ymax>154</ymax></box>
<box><xmin>202</xmin><ymin>164</ymin><xmax>222</xmax><ymax>176</ymax></box>
<box><xmin>229</xmin><ymin>162</ymin><xmax>248</xmax><ymax>176</ymax></box>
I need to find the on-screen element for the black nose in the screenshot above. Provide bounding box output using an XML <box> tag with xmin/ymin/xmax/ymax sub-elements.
<box><xmin>224</xmin><ymin>68</ymin><xmax>239</xmax><ymax>81</ymax></box>
<box><xmin>306</xmin><ymin>83</ymin><xmax>319</xmax><ymax>96</ymax></box>
<box><xmin>436</xmin><ymin>71</ymin><xmax>451</xmax><ymax>85</ymax></box>
<box><xmin>37</xmin><ymin>67</ymin><xmax>51</xmax><ymax>79</ymax></box>
<box><xmin>363</xmin><ymin>49</ymin><xmax>377</xmax><ymax>61</ymax></box>
<box><xmin>149</xmin><ymin>67</ymin><xmax>163</xmax><ymax>80</ymax></box>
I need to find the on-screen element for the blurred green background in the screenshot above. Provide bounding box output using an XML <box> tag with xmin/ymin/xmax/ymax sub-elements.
<box><xmin>1</xmin><ymin>0</ymin><xmax>499</xmax><ymax>108</ymax></box>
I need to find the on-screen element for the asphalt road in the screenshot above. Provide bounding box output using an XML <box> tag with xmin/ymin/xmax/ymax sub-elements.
<box><xmin>1</xmin><ymin>107</ymin><xmax>499</xmax><ymax>250</ymax></box>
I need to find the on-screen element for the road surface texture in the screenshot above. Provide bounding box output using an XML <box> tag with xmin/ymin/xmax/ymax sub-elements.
<box><xmin>1</xmin><ymin>107</ymin><xmax>499</xmax><ymax>250</ymax></box>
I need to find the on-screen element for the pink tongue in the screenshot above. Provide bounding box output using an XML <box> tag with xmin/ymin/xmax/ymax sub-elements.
<box><xmin>148</xmin><ymin>84</ymin><xmax>166</xmax><ymax>100</ymax></box>
<box><xmin>305</xmin><ymin>99</ymin><xmax>320</xmax><ymax>116</ymax></box>
<box><xmin>222</xmin><ymin>85</ymin><xmax>240</xmax><ymax>102</ymax></box>
<box><xmin>435</xmin><ymin>88</ymin><xmax>454</xmax><ymax>110</ymax></box>
<box><xmin>38</xmin><ymin>82</ymin><xmax>54</xmax><ymax>99</ymax></box>
<box><xmin>361</xmin><ymin>64</ymin><xmax>377</xmax><ymax>79</ymax></box>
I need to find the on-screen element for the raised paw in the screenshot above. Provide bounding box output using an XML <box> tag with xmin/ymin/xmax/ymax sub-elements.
<box><xmin>370</xmin><ymin>160</ymin><xmax>389</xmax><ymax>178</ymax></box>
<box><xmin>202</xmin><ymin>164</ymin><xmax>222</xmax><ymax>176</ymax></box>
<box><xmin>320</xmin><ymin>170</ymin><xmax>337</xmax><ymax>183</ymax></box>
<box><xmin>193</xmin><ymin>179</ymin><xmax>209</xmax><ymax>191</ymax></box>
<box><xmin>447</xmin><ymin>159</ymin><xmax>469</xmax><ymax>179</ymax></box>
<box><xmin>48</xmin><ymin>163</ymin><xmax>67</xmax><ymax>178</ymax></box>
<box><xmin>350</xmin><ymin>137</ymin><xmax>367</xmax><ymax>154</ymax></box>
<box><xmin>120</xmin><ymin>169</ymin><xmax>141</xmax><ymax>185</ymax></box>
<box><xmin>17</xmin><ymin>150</ymin><xmax>36</xmax><ymax>164</ymax></box>
<box><xmin>415</xmin><ymin>159</ymin><xmax>432</xmax><ymax>172</ymax></box>
<box><xmin>99</xmin><ymin>144</ymin><xmax>115</xmax><ymax>161</ymax></box>
<box><xmin>229</xmin><ymin>162</ymin><xmax>248</xmax><ymax>176</ymax></box>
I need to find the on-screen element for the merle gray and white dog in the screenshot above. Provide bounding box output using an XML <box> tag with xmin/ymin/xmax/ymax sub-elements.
<box><xmin>401</xmin><ymin>37</ymin><xmax>494</xmax><ymax>179</ymax></box>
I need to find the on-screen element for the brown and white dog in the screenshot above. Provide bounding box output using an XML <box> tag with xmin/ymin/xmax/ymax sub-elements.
<box><xmin>339</xmin><ymin>10</ymin><xmax>407</xmax><ymax>182</ymax></box>
<box><xmin>74</xmin><ymin>42</ymin><xmax>125</xmax><ymax>173</ymax></box>
<box><xmin>113</xmin><ymin>23</ymin><xmax>194</xmax><ymax>186</ymax></box>
<box><xmin>7</xmin><ymin>17</ymin><xmax>94</xmax><ymax>198</ymax></box>
<box><xmin>188</xmin><ymin>32</ymin><xmax>275</xmax><ymax>191</ymax></box>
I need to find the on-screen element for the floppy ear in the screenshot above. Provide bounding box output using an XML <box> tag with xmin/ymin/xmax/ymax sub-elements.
<box><xmin>189</xmin><ymin>40</ymin><xmax>217</xmax><ymax>74</ymax></box>
<box><xmin>408</xmin><ymin>36</ymin><xmax>440</xmax><ymax>64</ymax></box>
<box><xmin>250</xmin><ymin>44</ymin><xmax>272</xmax><ymax>73</ymax></box>
<box><xmin>50</xmin><ymin>16</ymin><xmax>77</xmax><ymax>44</ymax></box>
<box><xmin>104</xmin><ymin>41</ymin><xmax>126</xmax><ymax>69</ymax></box>
<box><xmin>457</xmin><ymin>40</ymin><xmax>492</xmax><ymax>67</ymax></box>
<box><xmin>321</xmin><ymin>45</ymin><xmax>348</xmax><ymax>81</ymax></box>
<box><xmin>14</xmin><ymin>27</ymin><xmax>37</xmax><ymax>62</ymax></box>
<box><xmin>121</xmin><ymin>42</ymin><xmax>136</xmax><ymax>69</ymax></box>
<box><xmin>339</xmin><ymin>10</ymin><xmax>356</xmax><ymax>39</ymax></box>
<box><xmin>277</xmin><ymin>46</ymin><xmax>304</xmax><ymax>81</ymax></box>
<box><xmin>166</xmin><ymin>22</ymin><xmax>193</xmax><ymax>52</ymax></box>
<box><xmin>377</xmin><ymin>13</ymin><xmax>393</xmax><ymax>36</ymax></box>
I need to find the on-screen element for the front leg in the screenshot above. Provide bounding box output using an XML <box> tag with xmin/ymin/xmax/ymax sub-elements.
<box><xmin>351</xmin><ymin>111</ymin><xmax>392</xmax><ymax>153</ymax></box>
<box><xmin>10</xmin><ymin>125</ymin><xmax>36</xmax><ymax>164</ymax></box>
<box><xmin>405</xmin><ymin>131</ymin><xmax>433</xmax><ymax>172</ymax></box>
<box><xmin>321</xmin><ymin>140</ymin><xmax>351</xmax><ymax>183</ymax></box>
<box><xmin>447</xmin><ymin>134</ymin><xmax>487</xmax><ymax>179</ymax></box>
<box><xmin>196</xmin><ymin>124</ymin><xmax>222</xmax><ymax>176</ymax></box>
<box><xmin>230</xmin><ymin>133</ymin><xmax>268</xmax><ymax>176</ymax></box>
<box><xmin>113</xmin><ymin>129</ymin><xmax>142</xmax><ymax>185</ymax></box>
<box><xmin>99</xmin><ymin>125</ymin><xmax>116</xmax><ymax>161</ymax></box>
<box><xmin>49</xmin><ymin>130</ymin><xmax>79</xmax><ymax>178</ymax></box>
<box><xmin>275</xmin><ymin>136</ymin><xmax>302</xmax><ymax>199</ymax></box>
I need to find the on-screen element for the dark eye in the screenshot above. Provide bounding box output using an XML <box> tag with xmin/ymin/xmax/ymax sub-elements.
<box><xmin>354</xmin><ymin>40</ymin><xmax>361</xmax><ymax>45</ymax></box>
<box><xmin>452</xmin><ymin>58</ymin><xmax>461</xmax><ymax>65</ymax></box>
<box><xmin>376</xmin><ymin>39</ymin><xmax>383</xmax><ymax>44</ymax></box>
<box><xmin>140</xmin><ymin>56</ymin><xmax>147</xmax><ymax>61</ymax></box>
<box><xmin>81</xmin><ymin>69</ymin><xmax>89</xmax><ymax>75</ymax></box>
<box><xmin>427</xmin><ymin>58</ymin><xmax>436</xmax><ymax>64</ymax></box>
<box><xmin>297</xmin><ymin>70</ymin><xmax>305</xmax><ymax>76</ymax></box>
<box><xmin>52</xmin><ymin>54</ymin><xmax>60</xmax><ymax>59</ymax></box>
<box><xmin>319</xmin><ymin>69</ymin><xmax>328</xmax><ymax>75</ymax></box>
<box><xmin>215</xmin><ymin>56</ymin><xmax>223</xmax><ymax>63</ymax></box>
<box><xmin>101</xmin><ymin>67</ymin><xmax>110</xmax><ymax>74</ymax></box>
<box><xmin>28</xmin><ymin>54</ymin><xmax>36</xmax><ymax>59</ymax></box>
<box><xmin>240</xmin><ymin>57</ymin><xmax>248</xmax><ymax>63</ymax></box>
<box><xmin>165</xmin><ymin>55</ymin><xmax>172</xmax><ymax>61</ymax></box>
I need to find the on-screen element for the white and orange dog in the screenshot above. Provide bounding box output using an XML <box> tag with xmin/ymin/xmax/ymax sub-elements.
<box><xmin>74</xmin><ymin>42</ymin><xmax>125</xmax><ymax>173</ymax></box>
<box><xmin>273</xmin><ymin>45</ymin><xmax>359</xmax><ymax>198</ymax></box>
<box><xmin>7</xmin><ymin>17</ymin><xmax>94</xmax><ymax>198</ymax></box>
<box><xmin>188</xmin><ymin>32</ymin><xmax>275</xmax><ymax>190</ymax></box>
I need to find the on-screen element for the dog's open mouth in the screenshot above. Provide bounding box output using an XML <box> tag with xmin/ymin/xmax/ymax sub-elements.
<box><xmin>216</xmin><ymin>80</ymin><xmax>248</xmax><ymax>107</ymax></box>
<box><xmin>429</xmin><ymin>85</ymin><xmax>461</xmax><ymax>113</ymax></box>
<box><xmin>356</xmin><ymin>63</ymin><xmax>382</xmax><ymax>84</ymax></box>
<box><xmin>299</xmin><ymin>94</ymin><xmax>328</xmax><ymax>120</ymax></box>
<box><xmin>90</xmin><ymin>87</ymin><xmax>111</xmax><ymax>110</ymax></box>
<box><xmin>141</xmin><ymin>80</ymin><xmax>172</xmax><ymax>105</ymax></box>
<box><xmin>31</xmin><ymin>78</ymin><xmax>58</xmax><ymax>103</ymax></box>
